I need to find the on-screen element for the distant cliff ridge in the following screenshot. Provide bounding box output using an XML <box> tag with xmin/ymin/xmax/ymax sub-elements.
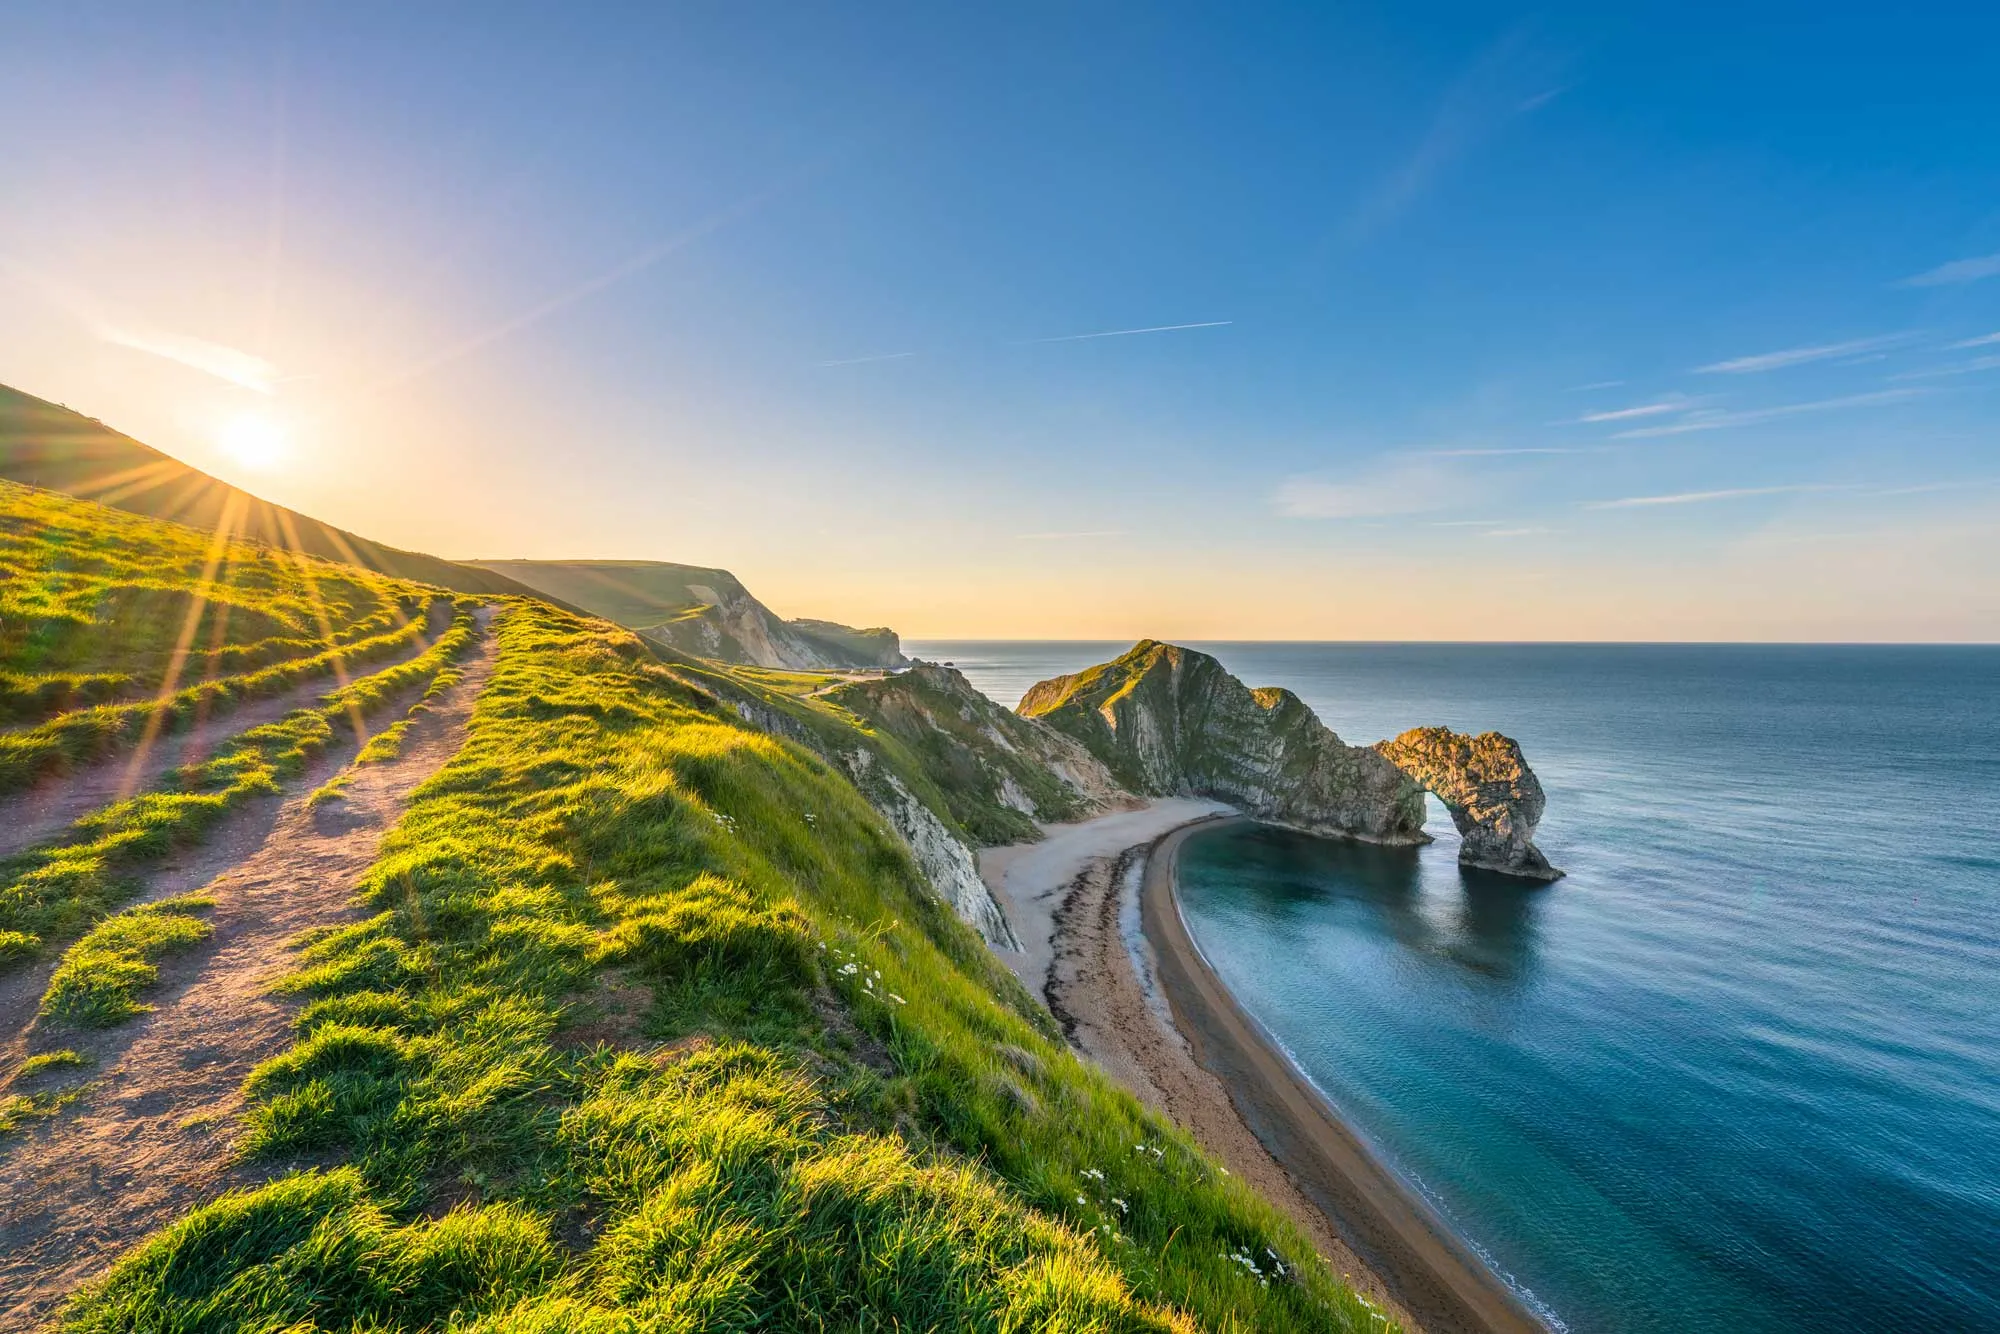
<box><xmin>472</xmin><ymin>558</ymin><xmax>908</xmax><ymax>671</ymax></box>
<box><xmin>1019</xmin><ymin>641</ymin><xmax>1424</xmax><ymax>845</ymax></box>
<box><xmin>1019</xmin><ymin>640</ymin><xmax>1562</xmax><ymax>881</ymax></box>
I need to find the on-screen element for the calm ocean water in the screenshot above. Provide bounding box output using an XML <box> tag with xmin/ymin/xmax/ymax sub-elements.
<box><xmin>911</xmin><ymin>641</ymin><xmax>2000</xmax><ymax>1334</ymax></box>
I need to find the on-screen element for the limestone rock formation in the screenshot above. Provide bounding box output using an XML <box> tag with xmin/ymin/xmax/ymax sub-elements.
<box><xmin>472</xmin><ymin>558</ymin><xmax>908</xmax><ymax>671</ymax></box>
<box><xmin>1376</xmin><ymin>727</ymin><xmax>1562</xmax><ymax>880</ymax></box>
<box><xmin>1019</xmin><ymin>641</ymin><xmax>1426</xmax><ymax>845</ymax></box>
<box><xmin>827</xmin><ymin>662</ymin><xmax>1128</xmax><ymax>844</ymax></box>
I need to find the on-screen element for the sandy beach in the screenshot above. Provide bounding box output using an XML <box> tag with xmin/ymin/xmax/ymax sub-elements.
<box><xmin>980</xmin><ymin>803</ymin><xmax>1546</xmax><ymax>1334</ymax></box>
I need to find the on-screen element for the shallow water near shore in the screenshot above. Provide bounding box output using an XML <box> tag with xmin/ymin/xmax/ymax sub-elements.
<box><xmin>916</xmin><ymin>641</ymin><xmax>2000</xmax><ymax>1334</ymax></box>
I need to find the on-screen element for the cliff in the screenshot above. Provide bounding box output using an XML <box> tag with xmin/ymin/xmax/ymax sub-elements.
<box><xmin>651</xmin><ymin>653</ymin><xmax>1026</xmax><ymax>949</ymax></box>
<box><xmin>1020</xmin><ymin>641</ymin><xmax>1562</xmax><ymax>881</ymax></box>
<box><xmin>1377</xmin><ymin>727</ymin><xmax>1562</xmax><ymax>880</ymax></box>
<box><xmin>1019</xmin><ymin>640</ymin><xmax>1426</xmax><ymax>845</ymax></box>
<box><xmin>825</xmin><ymin>662</ymin><xmax>1128</xmax><ymax>844</ymax></box>
<box><xmin>472</xmin><ymin>558</ymin><xmax>907</xmax><ymax>671</ymax></box>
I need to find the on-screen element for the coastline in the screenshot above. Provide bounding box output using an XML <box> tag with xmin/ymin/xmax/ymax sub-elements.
<box><xmin>1144</xmin><ymin>819</ymin><xmax>1548</xmax><ymax>1334</ymax></box>
<box><xmin>981</xmin><ymin>804</ymin><xmax>1546</xmax><ymax>1334</ymax></box>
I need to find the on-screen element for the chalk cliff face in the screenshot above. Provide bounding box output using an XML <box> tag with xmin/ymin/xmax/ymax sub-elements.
<box><xmin>471</xmin><ymin>559</ymin><xmax>908</xmax><ymax>671</ymax></box>
<box><xmin>1019</xmin><ymin>641</ymin><xmax>1426</xmax><ymax>845</ymax></box>
<box><xmin>826</xmin><ymin>663</ymin><xmax>1128</xmax><ymax>844</ymax></box>
<box><xmin>1019</xmin><ymin>641</ymin><xmax>1563</xmax><ymax>882</ymax></box>
<box><xmin>1376</xmin><ymin>727</ymin><xmax>1562</xmax><ymax>881</ymax></box>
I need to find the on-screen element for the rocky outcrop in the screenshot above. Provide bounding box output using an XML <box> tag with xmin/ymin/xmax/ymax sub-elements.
<box><xmin>788</xmin><ymin>619</ymin><xmax>908</xmax><ymax>669</ymax></box>
<box><xmin>1019</xmin><ymin>641</ymin><xmax>1425</xmax><ymax>845</ymax></box>
<box><xmin>471</xmin><ymin>559</ymin><xmax>908</xmax><ymax>671</ymax></box>
<box><xmin>1376</xmin><ymin>728</ymin><xmax>1562</xmax><ymax>880</ymax></box>
<box><xmin>828</xmin><ymin>663</ymin><xmax>1128</xmax><ymax>845</ymax></box>
<box><xmin>706</xmin><ymin>679</ymin><xmax>1023</xmax><ymax>949</ymax></box>
<box><xmin>852</xmin><ymin>756</ymin><xmax>1023</xmax><ymax>949</ymax></box>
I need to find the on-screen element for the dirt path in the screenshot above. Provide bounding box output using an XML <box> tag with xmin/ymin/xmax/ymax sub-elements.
<box><xmin>0</xmin><ymin>611</ymin><xmax>498</xmax><ymax>1330</ymax></box>
<box><xmin>0</xmin><ymin>601</ymin><xmax>454</xmax><ymax>858</ymax></box>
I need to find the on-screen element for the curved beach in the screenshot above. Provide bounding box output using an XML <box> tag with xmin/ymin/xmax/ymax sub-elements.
<box><xmin>982</xmin><ymin>805</ymin><xmax>1545</xmax><ymax>1334</ymax></box>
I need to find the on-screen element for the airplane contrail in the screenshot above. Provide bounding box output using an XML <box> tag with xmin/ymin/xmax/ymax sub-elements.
<box><xmin>1027</xmin><ymin>320</ymin><xmax>1233</xmax><ymax>344</ymax></box>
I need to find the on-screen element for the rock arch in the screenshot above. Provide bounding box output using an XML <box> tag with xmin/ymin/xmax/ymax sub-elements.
<box><xmin>1376</xmin><ymin>727</ymin><xmax>1563</xmax><ymax>881</ymax></box>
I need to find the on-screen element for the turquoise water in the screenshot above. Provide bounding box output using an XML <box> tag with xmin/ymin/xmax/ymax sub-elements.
<box><xmin>912</xmin><ymin>642</ymin><xmax>2000</xmax><ymax>1333</ymax></box>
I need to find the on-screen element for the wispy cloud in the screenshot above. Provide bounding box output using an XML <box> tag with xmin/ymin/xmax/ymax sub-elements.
<box><xmin>1274</xmin><ymin>458</ymin><xmax>1480</xmax><ymax>519</ymax></box>
<box><xmin>0</xmin><ymin>256</ymin><xmax>282</xmax><ymax>394</ymax></box>
<box><xmin>1949</xmin><ymin>332</ymin><xmax>2000</xmax><ymax>350</ymax></box>
<box><xmin>1027</xmin><ymin>320</ymin><xmax>1232</xmax><ymax>344</ymax></box>
<box><xmin>1868</xmin><ymin>476</ymin><xmax>1999</xmax><ymax>497</ymax></box>
<box><xmin>1565</xmin><ymin>380</ymin><xmax>1625</xmax><ymax>392</ymax></box>
<box><xmin>1431</xmin><ymin>519</ymin><xmax>1553</xmax><ymax>536</ymax></box>
<box><xmin>1613</xmin><ymin>388</ymin><xmax>1925</xmax><ymax>438</ymax></box>
<box><xmin>1014</xmin><ymin>529</ymin><xmax>1127</xmax><ymax>540</ymax></box>
<box><xmin>1342</xmin><ymin>25</ymin><xmax>1562</xmax><ymax>243</ymax></box>
<box><xmin>1582</xmin><ymin>483</ymin><xmax>1840</xmax><ymax>510</ymax></box>
<box><xmin>366</xmin><ymin>162</ymin><xmax>825</xmax><ymax>395</ymax></box>
<box><xmin>815</xmin><ymin>351</ymin><xmax>915</xmax><ymax>367</ymax></box>
<box><xmin>1576</xmin><ymin>398</ymin><xmax>1687</xmax><ymax>423</ymax></box>
<box><xmin>101</xmin><ymin>327</ymin><xmax>279</xmax><ymax>394</ymax></box>
<box><xmin>1695</xmin><ymin>333</ymin><xmax>1912</xmax><ymax>375</ymax></box>
<box><xmin>1887</xmin><ymin>354</ymin><xmax>2000</xmax><ymax>381</ymax></box>
<box><xmin>1417</xmin><ymin>446</ymin><xmax>1597</xmax><ymax>456</ymax></box>
<box><xmin>1899</xmin><ymin>252</ymin><xmax>2000</xmax><ymax>288</ymax></box>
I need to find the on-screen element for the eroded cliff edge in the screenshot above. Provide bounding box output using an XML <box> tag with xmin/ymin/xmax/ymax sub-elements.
<box><xmin>1019</xmin><ymin>640</ymin><xmax>1562</xmax><ymax>881</ymax></box>
<box><xmin>1019</xmin><ymin>641</ymin><xmax>1426</xmax><ymax>844</ymax></box>
<box><xmin>1376</xmin><ymin>727</ymin><xmax>1562</xmax><ymax>881</ymax></box>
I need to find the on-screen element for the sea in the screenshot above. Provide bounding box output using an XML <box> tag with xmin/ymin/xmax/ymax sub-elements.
<box><xmin>909</xmin><ymin>641</ymin><xmax>2000</xmax><ymax>1334</ymax></box>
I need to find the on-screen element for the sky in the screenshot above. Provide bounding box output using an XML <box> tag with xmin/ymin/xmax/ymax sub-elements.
<box><xmin>2</xmin><ymin>1</ymin><xmax>1997</xmax><ymax>641</ymax></box>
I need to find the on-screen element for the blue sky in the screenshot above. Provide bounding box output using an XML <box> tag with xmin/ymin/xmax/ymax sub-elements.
<box><xmin>2</xmin><ymin>2</ymin><xmax>1996</xmax><ymax>639</ymax></box>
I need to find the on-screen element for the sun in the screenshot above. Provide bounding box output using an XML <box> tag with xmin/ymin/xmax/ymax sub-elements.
<box><xmin>216</xmin><ymin>412</ymin><xmax>289</xmax><ymax>472</ymax></box>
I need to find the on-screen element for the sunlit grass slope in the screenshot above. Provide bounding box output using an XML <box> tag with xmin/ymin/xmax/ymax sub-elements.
<box><xmin>63</xmin><ymin>601</ymin><xmax>1394</xmax><ymax>1332</ymax></box>
<box><xmin>0</xmin><ymin>478</ymin><xmax>482</xmax><ymax>964</ymax></box>
<box><xmin>0</xmin><ymin>383</ymin><xmax>555</xmax><ymax>603</ymax></box>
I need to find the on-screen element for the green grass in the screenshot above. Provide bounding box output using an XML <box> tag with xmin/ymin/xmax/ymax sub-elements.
<box><xmin>17</xmin><ymin>1048</ymin><xmax>89</xmax><ymax>1078</ymax></box>
<box><xmin>0</xmin><ymin>604</ymin><xmax>484</xmax><ymax>960</ymax></box>
<box><xmin>63</xmin><ymin>601</ymin><xmax>1392</xmax><ymax>1332</ymax></box>
<box><xmin>1</xmin><ymin>479</ymin><xmax>449</xmax><ymax>796</ymax></box>
<box><xmin>827</xmin><ymin>666</ymin><xmax>1099</xmax><ymax>844</ymax></box>
<box><xmin>40</xmin><ymin>894</ymin><xmax>216</xmax><ymax>1027</ymax></box>
<box><xmin>1</xmin><ymin>1087</ymin><xmax>82</xmax><ymax>1136</ymax></box>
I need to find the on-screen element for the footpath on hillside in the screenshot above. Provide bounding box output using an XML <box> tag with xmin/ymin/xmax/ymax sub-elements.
<box><xmin>0</xmin><ymin>611</ymin><xmax>498</xmax><ymax>1329</ymax></box>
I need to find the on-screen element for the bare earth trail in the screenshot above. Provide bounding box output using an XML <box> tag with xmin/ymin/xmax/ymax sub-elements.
<box><xmin>0</xmin><ymin>600</ymin><xmax>455</xmax><ymax>858</ymax></box>
<box><xmin>0</xmin><ymin>611</ymin><xmax>498</xmax><ymax>1329</ymax></box>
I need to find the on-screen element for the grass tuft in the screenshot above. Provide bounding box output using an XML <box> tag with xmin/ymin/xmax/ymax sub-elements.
<box><xmin>17</xmin><ymin>1048</ymin><xmax>90</xmax><ymax>1078</ymax></box>
<box><xmin>40</xmin><ymin>895</ymin><xmax>216</xmax><ymax>1027</ymax></box>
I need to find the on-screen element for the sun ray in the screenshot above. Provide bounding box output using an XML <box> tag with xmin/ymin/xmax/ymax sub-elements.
<box><xmin>275</xmin><ymin>508</ymin><xmax>371</xmax><ymax>747</ymax></box>
<box><xmin>116</xmin><ymin>490</ymin><xmax>247</xmax><ymax>802</ymax></box>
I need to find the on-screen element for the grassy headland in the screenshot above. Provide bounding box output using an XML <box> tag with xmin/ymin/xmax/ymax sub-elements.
<box><xmin>56</xmin><ymin>598</ymin><xmax>1392</xmax><ymax>1331</ymax></box>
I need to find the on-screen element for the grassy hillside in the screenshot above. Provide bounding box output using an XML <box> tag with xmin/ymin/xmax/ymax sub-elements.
<box><xmin>53</xmin><ymin>599</ymin><xmax>1389</xmax><ymax>1331</ymax></box>
<box><xmin>826</xmin><ymin>663</ymin><xmax>1127</xmax><ymax>845</ymax></box>
<box><xmin>0</xmin><ymin>383</ymin><xmax>554</xmax><ymax>603</ymax></box>
<box><xmin>0</xmin><ymin>479</ymin><xmax>479</xmax><ymax>968</ymax></box>
<box><xmin>475</xmin><ymin>558</ymin><xmax>906</xmax><ymax>670</ymax></box>
<box><xmin>471</xmin><ymin>558</ymin><xmax>751</xmax><ymax>629</ymax></box>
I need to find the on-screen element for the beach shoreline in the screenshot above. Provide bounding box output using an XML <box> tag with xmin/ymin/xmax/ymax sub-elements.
<box><xmin>980</xmin><ymin>803</ymin><xmax>1546</xmax><ymax>1334</ymax></box>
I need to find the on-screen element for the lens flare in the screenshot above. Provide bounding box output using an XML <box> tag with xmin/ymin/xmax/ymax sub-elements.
<box><xmin>216</xmin><ymin>413</ymin><xmax>288</xmax><ymax>471</ymax></box>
